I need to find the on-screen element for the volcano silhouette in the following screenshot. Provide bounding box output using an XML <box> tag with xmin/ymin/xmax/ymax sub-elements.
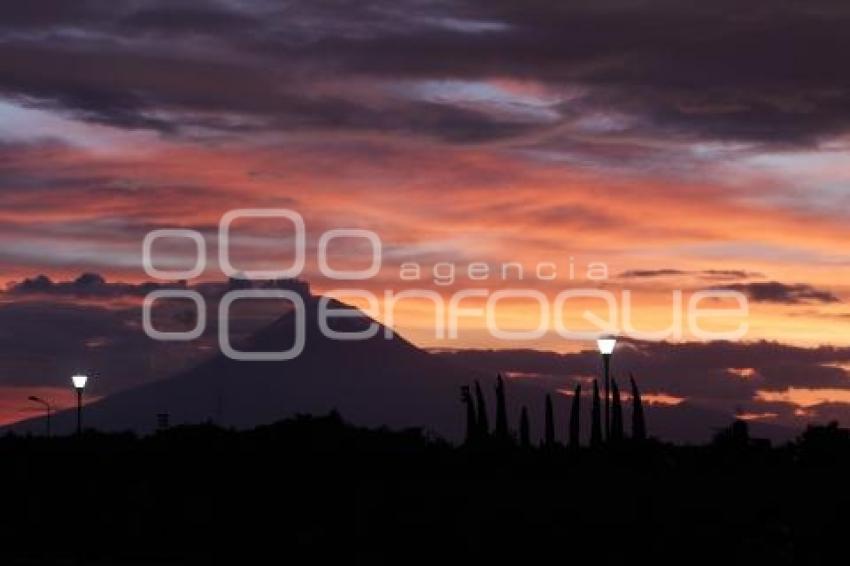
<box><xmin>12</xmin><ymin>297</ymin><xmax>481</xmax><ymax>439</ymax></box>
<box><xmin>6</xmin><ymin>296</ymin><xmax>799</xmax><ymax>443</ymax></box>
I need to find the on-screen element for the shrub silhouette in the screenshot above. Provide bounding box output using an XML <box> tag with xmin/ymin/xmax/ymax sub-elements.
<box><xmin>591</xmin><ymin>380</ymin><xmax>602</xmax><ymax>447</ymax></box>
<box><xmin>460</xmin><ymin>385</ymin><xmax>477</xmax><ymax>445</ymax></box>
<box><xmin>519</xmin><ymin>406</ymin><xmax>531</xmax><ymax>449</ymax></box>
<box><xmin>544</xmin><ymin>393</ymin><xmax>555</xmax><ymax>449</ymax></box>
<box><xmin>611</xmin><ymin>378</ymin><xmax>624</xmax><ymax>443</ymax></box>
<box><xmin>495</xmin><ymin>373</ymin><xmax>510</xmax><ymax>444</ymax></box>
<box><xmin>474</xmin><ymin>380</ymin><xmax>489</xmax><ymax>438</ymax></box>
<box><xmin>569</xmin><ymin>383</ymin><xmax>581</xmax><ymax>448</ymax></box>
<box><xmin>630</xmin><ymin>374</ymin><xmax>647</xmax><ymax>441</ymax></box>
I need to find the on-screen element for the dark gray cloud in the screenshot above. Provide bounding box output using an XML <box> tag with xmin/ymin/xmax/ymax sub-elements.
<box><xmin>714</xmin><ymin>281</ymin><xmax>840</xmax><ymax>304</ymax></box>
<box><xmin>619</xmin><ymin>268</ymin><xmax>761</xmax><ymax>280</ymax></box>
<box><xmin>435</xmin><ymin>338</ymin><xmax>850</xmax><ymax>426</ymax></box>
<box><xmin>5</xmin><ymin>272</ymin><xmax>311</xmax><ymax>300</ymax></box>
<box><xmin>118</xmin><ymin>4</ymin><xmax>261</xmax><ymax>33</ymax></box>
<box><xmin>0</xmin><ymin>273</ymin><xmax>314</xmax><ymax>393</ymax></box>
<box><xmin>2</xmin><ymin>274</ymin><xmax>850</xmax><ymax>430</ymax></box>
<box><xmin>619</xmin><ymin>269</ymin><xmax>689</xmax><ymax>278</ymax></box>
<box><xmin>437</xmin><ymin>340</ymin><xmax>850</xmax><ymax>393</ymax></box>
<box><xmin>701</xmin><ymin>270</ymin><xmax>764</xmax><ymax>280</ymax></box>
<box><xmin>2</xmin><ymin>0</ymin><xmax>850</xmax><ymax>149</ymax></box>
<box><xmin>0</xmin><ymin>299</ymin><xmax>206</xmax><ymax>394</ymax></box>
<box><xmin>0</xmin><ymin>21</ymin><xmax>539</xmax><ymax>141</ymax></box>
<box><xmin>6</xmin><ymin>273</ymin><xmax>179</xmax><ymax>298</ymax></box>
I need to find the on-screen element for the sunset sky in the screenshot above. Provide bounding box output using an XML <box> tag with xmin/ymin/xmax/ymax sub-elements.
<box><xmin>2</xmin><ymin>0</ymin><xmax>850</xmax><ymax>429</ymax></box>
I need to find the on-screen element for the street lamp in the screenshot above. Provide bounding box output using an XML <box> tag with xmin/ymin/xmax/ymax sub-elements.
<box><xmin>596</xmin><ymin>336</ymin><xmax>617</xmax><ymax>442</ymax></box>
<box><xmin>72</xmin><ymin>374</ymin><xmax>88</xmax><ymax>436</ymax></box>
<box><xmin>28</xmin><ymin>395</ymin><xmax>52</xmax><ymax>438</ymax></box>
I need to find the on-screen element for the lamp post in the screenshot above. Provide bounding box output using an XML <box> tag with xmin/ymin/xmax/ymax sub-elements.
<box><xmin>72</xmin><ymin>374</ymin><xmax>88</xmax><ymax>436</ymax></box>
<box><xmin>596</xmin><ymin>336</ymin><xmax>617</xmax><ymax>442</ymax></box>
<box><xmin>28</xmin><ymin>395</ymin><xmax>52</xmax><ymax>437</ymax></box>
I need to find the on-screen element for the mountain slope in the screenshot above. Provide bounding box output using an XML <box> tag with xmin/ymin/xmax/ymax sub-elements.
<box><xmin>9</xmin><ymin>298</ymin><xmax>482</xmax><ymax>439</ymax></box>
<box><xmin>6</xmin><ymin>297</ymin><xmax>797</xmax><ymax>443</ymax></box>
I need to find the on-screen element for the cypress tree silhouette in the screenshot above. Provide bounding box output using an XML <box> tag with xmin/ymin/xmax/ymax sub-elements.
<box><xmin>591</xmin><ymin>380</ymin><xmax>602</xmax><ymax>447</ymax></box>
<box><xmin>611</xmin><ymin>378</ymin><xmax>624</xmax><ymax>443</ymax></box>
<box><xmin>474</xmin><ymin>380</ymin><xmax>490</xmax><ymax>438</ymax></box>
<box><xmin>495</xmin><ymin>374</ymin><xmax>509</xmax><ymax>443</ymax></box>
<box><xmin>519</xmin><ymin>406</ymin><xmax>531</xmax><ymax>449</ymax></box>
<box><xmin>569</xmin><ymin>383</ymin><xmax>581</xmax><ymax>448</ymax></box>
<box><xmin>544</xmin><ymin>393</ymin><xmax>555</xmax><ymax>449</ymax></box>
<box><xmin>630</xmin><ymin>373</ymin><xmax>647</xmax><ymax>441</ymax></box>
<box><xmin>460</xmin><ymin>385</ymin><xmax>477</xmax><ymax>445</ymax></box>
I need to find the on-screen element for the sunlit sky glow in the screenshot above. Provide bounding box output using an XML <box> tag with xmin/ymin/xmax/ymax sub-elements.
<box><xmin>2</xmin><ymin>0</ymin><xmax>850</xmax><ymax>427</ymax></box>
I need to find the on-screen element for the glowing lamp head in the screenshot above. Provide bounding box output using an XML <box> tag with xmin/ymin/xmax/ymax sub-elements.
<box><xmin>72</xmin><ymin>374</ymin><xmax>89</xmax><ymax>390</ymax></box>
<box><xmin>597</xmin><ymin>337</ymin><xmax>617</xmax><ymax>355</ymax></box>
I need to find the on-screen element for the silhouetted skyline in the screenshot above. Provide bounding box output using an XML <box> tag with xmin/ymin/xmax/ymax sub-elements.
<box><xmin>2</xmin><ymin>1</ymin><xmax>850</xmax><ymax>442</ymax></box>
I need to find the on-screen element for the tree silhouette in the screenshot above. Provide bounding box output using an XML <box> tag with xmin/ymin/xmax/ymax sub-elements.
<box><xmin>611</xmin><ymin>378</ymin><xmax>624</xmax><ymax>443</ymax></box>
<box><xmin>544</xmin><ymin>393</ymin><xmax>555</xmax><ymax>449</ymax></box>
<box><xmin>495</xmin><ymin>374</ymin><xmax>509</xmax><ymax>443</ymax></box>
<box><xmin>569</xmin><ymin>383</ymin><xmax>581</xmax><ymax>448</ymax></box>
<box><xmin>461</xmin><ymin>385</ymin><xmax>477</xmax><ymax>445</ymax></box>
<box><xmin>713</xmin><ymin>419</ymin><xmax>750</xmax><ymax>447</ymax></box>
<box><xmin>474</xmin><ymin>380</ymin><xmax>489</xmax><ymax>438</ymax></box>
<box><xmin>8</xmin><ymin>411</ymin><xmax>850</xmax><ymax>564</ymax></box>
<box><xmin>630</xmin><ymin>374</ymin><xmax>646</xmax><ymax>441</ymax></box>
<box><xmin>591</xmin><ymin>380</ymin><xmax>602</xmax><ymax>447</ymax></box>
<box><xmin>519</xmin><ymin>406</ymin><xmax>531</xmax><ymax>449</ymax></box>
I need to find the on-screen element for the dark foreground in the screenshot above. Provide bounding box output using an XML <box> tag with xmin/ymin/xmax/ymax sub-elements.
<box><xmin>3</xmin><ymin>414</ymin><xmax>849</xmax><ymax>565</ymax></box>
